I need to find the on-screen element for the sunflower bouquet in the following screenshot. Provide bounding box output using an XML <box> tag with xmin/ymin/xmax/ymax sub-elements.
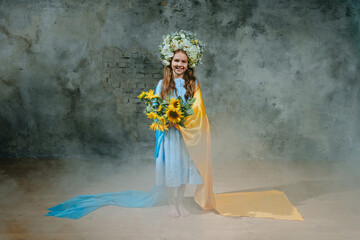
<box><xmin>137</xmin><ymin>89</ymin><xmax>196</xmax><ymax>132</ymax></box>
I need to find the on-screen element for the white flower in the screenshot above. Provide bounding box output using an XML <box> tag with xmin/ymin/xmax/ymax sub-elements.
<box><xmin>180</xmin><ymin>39</ymin><xmax>191</xmax><ymax>49</ymax></box>
<box><xmin>173</xmin><ymin>40</ymin><xmax>181</xmax><ymax>50</ymax></box>
<box><xmin>162</xmin><ymin>46</ymin><xmax>173</xmax><ymax>58</ymax></box>
<box><xmin>164</xmin><ymin>43</ymin><xmax>171</xmax><ymax>50</ymax></box>
<box><xmin>165</xmin><ymin>54</ymin><xmax>173</xmax><ymax>60</ymax></box>
<box><xmin>162</xmin><ymin>60</ymin><xmax>170</xmax><ymax>66</ymax></box>
<box><xmin>164</xmin><ymin>35</ymin><xmax>170</xmax><ymax>42</ymax></box>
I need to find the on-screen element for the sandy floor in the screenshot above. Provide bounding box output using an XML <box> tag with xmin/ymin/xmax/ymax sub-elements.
<box><xmin>0</xmin><ymin>157</ymin><xmax>359</xmax><ymax>240</ymax></box>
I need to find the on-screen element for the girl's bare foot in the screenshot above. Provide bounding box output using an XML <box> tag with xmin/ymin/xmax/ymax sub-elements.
<box><xmin>168</xmin><ymin>205</ymin><xmax>179</xmax><ymax>218</ymax></box>
<box><xmin>178</xmin><ymin>204</ymin><xmax>190</xmax><ymax>217</ymax></box>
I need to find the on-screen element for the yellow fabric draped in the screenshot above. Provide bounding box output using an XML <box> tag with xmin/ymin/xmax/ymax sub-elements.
<box><xmin>179</xmin><ymin>82</ymin><xmax>304</xmax><ymax>221</ymax></box>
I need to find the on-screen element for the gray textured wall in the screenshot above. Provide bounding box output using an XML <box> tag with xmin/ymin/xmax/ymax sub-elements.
<box><xmin>0</xmin><ymin>0</ymin><xmax>359</xmax><ymax>163</ymax></box>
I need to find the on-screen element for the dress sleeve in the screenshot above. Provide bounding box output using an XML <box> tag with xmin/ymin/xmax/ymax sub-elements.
<box><xmin>155</xmin><ymin>80</ymin><xmax>162</xmax><ymax>95</ymax></box>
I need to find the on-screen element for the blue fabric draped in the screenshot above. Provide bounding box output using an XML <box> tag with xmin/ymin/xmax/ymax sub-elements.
<box><xmin>45</xmin><ymin>183</ymin><xmax>167</xmax><ymax>219</ymax></box>
<box><xmin>153</xmin><ymin>82</ymin><xmax>165</xmax><ymax>162</ymax></box>
<box><xmin>155</xmin><ymin>130</ymin><xmax>165</xmax><ymax>161</ymax></box>
<box><xmin>45</xmin><ymin>123</ymin><xmax>167</xmax><ymax>219</ymax></box>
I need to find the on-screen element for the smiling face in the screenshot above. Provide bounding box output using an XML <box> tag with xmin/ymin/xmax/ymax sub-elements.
<box><xmin>171</xmin><ymin>50</ymin><xmax>188</xmax><ymax>79</ymax></box>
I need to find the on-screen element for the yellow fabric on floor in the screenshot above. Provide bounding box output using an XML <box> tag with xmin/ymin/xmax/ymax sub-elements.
<box><xmin>215</xmin><ymin>190</ymin><xmax>304</xmax><ymax>221</ymax></box>
<box><xmin>179</xmin><ymin>81</ymin><xmax>304</xmax><ymax>221</ymax></box>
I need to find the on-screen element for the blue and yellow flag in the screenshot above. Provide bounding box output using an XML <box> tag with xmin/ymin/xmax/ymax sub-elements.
<box><xmin>180</xmin><ymin>82</ymin><xmax>304</xmax><ymax>221</ymax></box>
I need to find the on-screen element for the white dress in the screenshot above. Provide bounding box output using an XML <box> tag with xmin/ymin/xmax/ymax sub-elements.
<box><xmin>154</xmin><ymin>78</ymin><xmax>203</xmax><ymax>187</ymax></box>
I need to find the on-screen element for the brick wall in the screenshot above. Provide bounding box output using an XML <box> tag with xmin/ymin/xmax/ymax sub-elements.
<box><xmin>101</xmin><ymin>47</ymin><xmax>163</xmax><ymax>142</ymax></box>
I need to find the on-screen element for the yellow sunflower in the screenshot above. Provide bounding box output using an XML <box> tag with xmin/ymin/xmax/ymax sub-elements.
<box><xmin>149</xmin><ymin>122</ymin><xmax>168</xmax><ymax>132</ymax></box>
<box><xmin>157</xmin><ymin>116</ymin><xmax>167</xmax><ymax>125</ymax></box>
<box><xmin>166</xmin><ymin>107</ymin><xmax>183</xmax><ymax>124</ymax></box>
<box><xmin>146</xmin><ymin>112</ymin><xmax>158</xmax><ymax>120</ymax></box>
<box><xmin>145</xmin><ymin>89</ymin><xmax>158</xmax><ymax>99</ymax></box>
<box><xmin>169</xmin><ymin>98</ymin><xmax>181</xmax><ymax>110</ymax></box>
<box><xmin>159</xmin><ymin>124</ymin><xmax>169</xmax><ymax>131</ymax></box>
<box><xmin>149</xmin><ymin>122</ymin><xmax>159</xmax><ymax>131</ymax></box>
<box><xmin>157</xmin><ymin>105</ymin><xmax>162</xmax><ymax>112</ymax></box>
<box><xmin>137</xmin><ymin>91</ymin><xmax>146</xmax><ymax>99</ymax></box>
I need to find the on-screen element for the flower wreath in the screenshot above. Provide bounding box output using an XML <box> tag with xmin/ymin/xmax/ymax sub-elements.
<box><xmin>159</xmin><ymin>30</ymin><xmax>205</xmax><ymax>68</ymax></box>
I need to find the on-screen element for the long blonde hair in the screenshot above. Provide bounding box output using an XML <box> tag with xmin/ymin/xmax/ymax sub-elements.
<box><xmin>159</xmin><ymin>49</ymin><xmax>197</xmax><ymax>101</ymax></box>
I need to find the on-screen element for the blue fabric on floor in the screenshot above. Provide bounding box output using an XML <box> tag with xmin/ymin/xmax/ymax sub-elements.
<box><xmin>45</xmin><ymin>185</ymin><xmax>167</xmax><ymax>219</ymax></box>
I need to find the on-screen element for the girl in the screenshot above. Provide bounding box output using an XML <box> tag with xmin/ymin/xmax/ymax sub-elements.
<box><xmin>154</xmin><ymin>49</ymin><xmax>203</xmax><ymax>217</ymax></box>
